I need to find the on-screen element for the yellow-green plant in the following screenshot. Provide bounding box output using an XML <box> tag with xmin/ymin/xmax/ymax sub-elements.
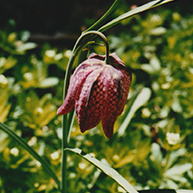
<box><xmin>4</xmin><ymin>1</ymin><xmax>193</xmax><ymax>193</ymax></box>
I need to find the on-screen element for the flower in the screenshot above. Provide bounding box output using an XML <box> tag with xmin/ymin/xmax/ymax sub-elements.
<box><xmin>57</xmin><ymin>53</ymin><xmax>131</xmax><ymax>138</ymax></box>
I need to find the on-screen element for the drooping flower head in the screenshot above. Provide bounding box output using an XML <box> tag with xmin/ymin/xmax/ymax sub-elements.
<box><xmin>57</xmin><ymin>53</ymin><xmax>131</xmax><ymax>138</ymax></box>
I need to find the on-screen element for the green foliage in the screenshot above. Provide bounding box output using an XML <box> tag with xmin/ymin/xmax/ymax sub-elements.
<box><xmin>0</xmin><ymin>30</ymin><xmax>36</xmax><ymax>55</ymax></box>
<box><xmin>0</xmin><ymin>2</ymin><xmax>193</xmax><ymax>193</ymax></box>
<box><xmin>107</xmin><ymin>8</ymin><xmax>193</xmax><ymax>190</ymax></box>
<box><xmin>0</xmin><ymin>26</ymin><xmax>67</xmax><ymax>193</ymax></box>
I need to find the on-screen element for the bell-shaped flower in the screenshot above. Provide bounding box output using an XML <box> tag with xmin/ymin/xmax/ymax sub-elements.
<box><xmin>57</xmin><ymin>53</ymin><xmax>131</xmax><ymax>138</ymax></box>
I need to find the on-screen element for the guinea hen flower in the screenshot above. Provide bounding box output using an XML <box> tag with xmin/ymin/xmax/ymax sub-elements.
<box><xmin>57</xmin><ymin>53</ymin><xmax>131</xmax><ymax>138</ymax></box>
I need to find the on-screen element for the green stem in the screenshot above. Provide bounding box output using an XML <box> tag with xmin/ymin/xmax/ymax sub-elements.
<box><xmin>61</xmin><ymin>0</ymin><xmax>175</xmax><ymax>192</ymax></box>
<box><xmin>60</xmin><ymin>30</ymin><xmax>109</xmax><ymax>193</ymax></box>
<box><xmin>61</xmin><ymin>114</ymin><xmax>68</xmax><ymax>193</ymax></box>
<box><xmin>82</xmin><ymin>31</ymin><xmax>109</xmax><ymax>63</ymax></box>
<box><xmin>63</xmin><ymin>30</ymin><xmax>109</xmax><ymax>96</ymax></box>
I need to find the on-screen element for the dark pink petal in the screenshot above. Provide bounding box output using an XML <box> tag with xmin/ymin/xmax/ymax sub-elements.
<box><xmin>101</xmin><ymin>59</ymin><xmax>131</xmax><ymax>138</ymax></box>
<box><xmin>102</xmin><ymin>115</ymin><xmax>118</xmax><ymax>138</ymax></box>
<box><xmin>57</xmin><ymin>60</ymin><xmax>103</xmax><ymax>115</ymax></box>
<box><xmin>80</xmin><ymin>66</ymin><xmax>113</xmax><ymax>133</ymax></box>
<box><xmin>75</xmin><ymin>68</ymin><xmax>104</xmax><ymax>132</ymax></box>
<box><xmin>102</xmin><ymin>73</ymin><xmax>130</xmax><ymax>138</ymax></box>
<box><xmin>109</xmin><ymin>53</ymin><xmax>125</xmax><ymax>67</ymax></box>
<box><xmin>116</xmin><ymin>68</ymin><xmax>131</xmax><ymax>116</ymax></box>
<box><xmin>100</xmin><ymin>66</ymin><xmax>122</xmax><ymax>138</ymax></box>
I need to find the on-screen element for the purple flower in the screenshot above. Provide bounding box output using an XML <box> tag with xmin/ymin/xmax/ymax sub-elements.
<box><xmin>57</xmin><ymin>53</ymin><xmax>131</xmax><ymax>138</ymax></box>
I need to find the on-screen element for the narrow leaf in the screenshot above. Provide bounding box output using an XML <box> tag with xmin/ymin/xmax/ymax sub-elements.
<box><xmin>85</xmin><ymin>0</ymin><xmax>122</xmax><ymax>32</ymax></box>
<box><xmin>39</xmin><ymin>77</ymin><xmax>59</xmax><ymax>88</ymax></box>
<box><xmin>16</xmin><ymin>42</ymin><xmax>37</xmax><ymax>52</ymax></box>
<box><xmin>99</xmin><ymin>0</ymin><xmax>175</xmax><ymax>32</ymax></box>
<box><xmin>0</xmin><ymin>122</ymin><xmax>60</xmax><ymax>187</ymax></box>
<box><xmin>65</xmin><ymin>147</ymin><xmax>139</xmax><ymax>193</ymax></box>
<box><xmin>164</xmin><ymin>163</ymin><xmax>192</xmax><ymax>178</ymax></box>
<box><xmin>165</xmin><ymin>148</ymin><xmax>186</xmax><ymax>171</ymax></box>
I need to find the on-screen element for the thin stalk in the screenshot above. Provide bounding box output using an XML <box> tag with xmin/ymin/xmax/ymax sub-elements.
<box><xmin>61</xmin><ymin>114</ymin><xmax>68</xmax><ymax>193</ymax></box>
<box><xmin>60</xmin><ymin>30</ymin><xmax>109</xmax><ymax>193</ymax></box>
<box><xmin>82</xmin><ymin>31</ymin><xmax>109</xmax><ymax>63</ymax></box>
<box><xmin>63</xmin><ymin>30</ymin><xmax>109</xmax><ymax>97</ymax></box>
<box><xmin>61</xmin><ymin>0</ymin><xmax>175</xmax><ymax>192</ymax></box>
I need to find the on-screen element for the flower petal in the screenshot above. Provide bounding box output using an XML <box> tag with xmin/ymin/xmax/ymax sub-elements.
<box><xmin>102</xmin><ymin>74</ymin><xmax>131</xmax><ymax>138</ymax></box>
<box><xmin>76</xmin><ymin>67</ymin><xmax>104</xmax><ymax>132</ymax></box>
<box><xmin>109</xmin><ymin>53</ymin><xmax>125</xmax><ymax>67</ymax></box>
<box><xmin>57</xmin><ymin>52</ymin><xmax>131</xmax><ymax>139</ymax></box>
<box><xmin>101</xmin><ymin>66</ymin><xmax>122</xmax><ymax>138</ymax></box>
<box><xmin>102</xmin><ymin>115</ymin><xmax>118</xmax><ymax>138</ymax></box>
<box><xmin>117</xmin><ymin>68</ymin><xmax>131</xmax><ymax>115</ymax></box>
<box><xmin>57</xmin><ymin>59</ymin><xmax>103</xmax><ymax>115</ymax></box>
<box><xmin>101</xmin><ymin>62</ymin><xmax>131</xmax><ymax>138</ymax></box>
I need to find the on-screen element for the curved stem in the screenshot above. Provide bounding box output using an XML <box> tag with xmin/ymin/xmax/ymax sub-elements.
<box><xmin>61</xmin><ymin>30</ymin><xmax>109</xmax><ymax>193</ymax></box>
<box><xmin>60</xmin><ymin>0</ymin><xmax>175</xmax><ymax>192</ymax></box>
<box><xmin>81</xmin><ymin>31</ymin><xmax>109</xmax><ymax>63</ymax></box>
<box><xmin>63</xmin><ymin>30</ymin><xmax>109</xmax><ymax>97</ymax></box>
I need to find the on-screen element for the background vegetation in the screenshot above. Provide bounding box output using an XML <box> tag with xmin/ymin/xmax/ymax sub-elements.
<box><xmin>0</xmin><ymin>0</ymin><xmax>193</xmax><ymax>192</ymax></box>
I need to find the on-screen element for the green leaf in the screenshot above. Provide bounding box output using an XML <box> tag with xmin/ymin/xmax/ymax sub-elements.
<box><xmin>165</xmin><ymin>148</ymin><xmax>186</xmax><ymax>171</ymax></box>
<box><xmin>21</xmin><ymin>31</ymin><xmax>30</xmax><ymax>42</ymax></box>
<box><xmin>149</xmin><ymin>27</ymin><xmax>167</xmax><ymax>35</ymax></box>
<box><xmin>85</xmin><ymin>0</ymin><xmax>122</xmax><ymax>32</ymax></box>
<box><xmin>141</xmin><ymin>56</ymin><xmax>161</xmax><ymax>74</ymax></box>
<box><xmin>99</xmin><ymin>0</ymin><xmax>175</xmax><ymax>32</ymax></box>
<box><xmin>0</xmin><ymin>57</ymin><xmax>17</xmax><ymax>74</ymax></box>
<box><xmin>16</xmin><ymin>42</ymin><xmax>37</xmax><ymax>52</ymax></box>
<box><xmin>150</xmin><ymin>143</ymin><xmax>163</xmax><ymax>170</ymax></box>
<box><xmin>164</xmin><ymin>163</ymin><xmax>192</xmax><ymax>178</ymax></box>
<box><xmin>39</xmin><ymin>77</ymin><xmax>59</xmax><ymax>88</ymax></box>
<box><xmin>0</xmin><ymin>122</ymin><xmax>60</xmax><ymax>188</ymax></box>
<box><xmin>65</xmin><ymin>147</ymin><xmax>139</xmax><ymax>193</ymax></box>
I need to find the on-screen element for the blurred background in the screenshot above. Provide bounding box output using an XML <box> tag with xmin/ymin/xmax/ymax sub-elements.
<box><xmin>0</xmin><ymin>0</ymin><xmax>191</xmax><ymax>47</ymax></box>
<box><xmin>0</xmin><ymin>0</ymin><xmax>193</xmax><ymax>192</ymax></box>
